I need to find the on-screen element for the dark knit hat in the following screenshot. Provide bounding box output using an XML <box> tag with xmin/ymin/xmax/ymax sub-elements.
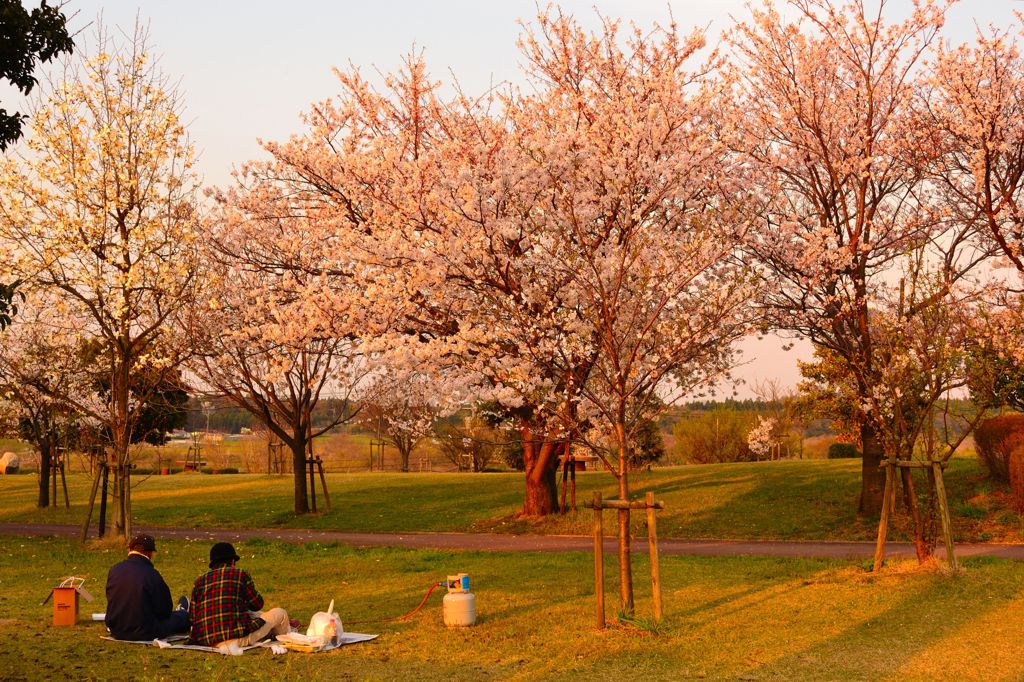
<box><xmin>209</xmin><ymin>541</ymin><xmax>240</xmax><ymax>568</ymax></box>
<box><xmin>128</xmin><ymin>534</ymin><xmax>156</xmax><ymax>552</ymax></box>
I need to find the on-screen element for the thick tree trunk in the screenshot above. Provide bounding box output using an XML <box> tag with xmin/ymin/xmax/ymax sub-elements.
<box><xmin>521</xmin><ymin>433</ymin><xmax>560</xmax><ymax>516</ymax></box>
<box><xmin>859</xmin><ymin>423</ymin><xmax>885</xmax><ymax>516</ymax></box>
<box><xmin>112</xmin><ymin>444</ymin><xmax>130</xmax><ymax>538</ymax></box>
<box><xmin>291</xmin><ymin>431</ymin><xmax>310</xmax><ymax>514</ymax></box>
<box><xmin>397</xmin><ymin>436</ymin><xmax>411</xmax><ymax>472</ymax></box>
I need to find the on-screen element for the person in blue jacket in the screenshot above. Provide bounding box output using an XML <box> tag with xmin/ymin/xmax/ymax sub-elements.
<box><xmin>105</xmin><ymin>534</ymin><xmax>190</xmax><ymax>640</ymax></box>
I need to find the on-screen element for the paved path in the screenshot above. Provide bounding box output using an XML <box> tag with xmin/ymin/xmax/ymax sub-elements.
<box><xmin>4</xmin><ymin>522</ymin><xmax>1024</xmax><ymax>560</ymax></box>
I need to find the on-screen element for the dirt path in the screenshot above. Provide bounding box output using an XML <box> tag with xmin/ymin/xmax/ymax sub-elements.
<box><xmin>4</xmin><ymin>522</ymin><xmax>1024</xmax><ymax>560</ymax></box>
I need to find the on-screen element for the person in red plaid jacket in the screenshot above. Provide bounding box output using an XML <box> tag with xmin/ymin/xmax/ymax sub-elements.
<box><xmin>188</xmin><ymin>542</ymin><xmax>290</xmax><ymax>648</ymax></box>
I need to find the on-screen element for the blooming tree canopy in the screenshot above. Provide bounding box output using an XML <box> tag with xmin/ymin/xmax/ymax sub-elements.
<box><xmin>728</xmin><ymin>0</ymin><xmax>984</xmax><ymax>514</ymax></box>
<box><xmin>255</xmin><ymin>7</ymin><xmax>754</xmax><ymax>614</ymax></box>
<box><xmin>196</xmin><ymin>164</ymin><xmax>369</xmax><ymax>514</ymax></box>
<box><xmin>0</xmin><ymin>23</ymin><xmax>201</xmax><ymax>537</ymax></box>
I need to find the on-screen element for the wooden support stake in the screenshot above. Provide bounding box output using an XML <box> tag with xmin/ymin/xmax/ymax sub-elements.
<box><xmin>98</xmin><ymin>464</ymin><xmax>109</xmax><ymax>538</ymax></box>
<box><xmin>872</xmin><ymin>461</ymin><xmax>895</xmax><ymax>571</ymax></box>
<box><xmin>570</xmin><ymin>458</ymin><xmax>577</xmax><ymax>512</ymax></box>
<box><xmin>308</xmin><ymin>458</ymin><xmax>317</xmax><ymax>513</ymax></box>
<box><xmin>593</xmin><ymin>499</ymin><xmax>666</xmax><ymax>510</ymax></box>
<box><xmin>593</xmin><ymin>491</ymin><xmax>604</xmax><ymax>629</ymax></box>
<box><xmin>932</xmin><ymin>461</ymin><xmax>959</xmax><ymax>572</ymax></box>
<box><xmin>316</xmin><ymin>457</ymin><xmax>331</xmax><ymax>511</ymax></box>
<box><xmin>646</xmin><ymin>491</ymin><xmax>662</xmax><ymax>622</ymax></box>
<box><xmin>60</xmin><ymin>460</ymin><xmax>69</xmax><ymax>508</ymax></box>
<box><xmin>878</xmin><ymin>460</ymin><xmax>934</xmax><ymax>469</ymax></box>
<box><xmin>79</xmin><ymin>463</ymin><xmax>103</xmax><ymax>543</ymax></box>
<box><xmin>124</xmin><ymin>464</ymin><xmax>133</xmax><ymax>540</ymax></box>
<box><xmin>560</xmin><ymin>457</ymin><xmax>569</xmax><ymax>514</ymax></box>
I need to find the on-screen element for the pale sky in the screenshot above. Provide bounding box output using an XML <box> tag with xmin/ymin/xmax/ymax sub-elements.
<box><xmin>15</xmin><ymin>0</ymin><xmax>1024</xmax><ymax>398</ymax></box>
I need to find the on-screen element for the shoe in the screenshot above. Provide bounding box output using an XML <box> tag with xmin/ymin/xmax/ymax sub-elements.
<box><xmin>177</xmin><ymin>595</ymin><xmax>189</xmax><ymax>612</ymax></box>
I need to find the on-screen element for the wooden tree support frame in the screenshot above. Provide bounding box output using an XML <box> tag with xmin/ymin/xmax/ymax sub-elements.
<box><xmin>369</xmin><ymin>439</ymin><xmax>386</xmax><ymax>471</ymax></box>
<box><xmin>585</xmin><ymin>491</ymin><xmax>665</xmax><ymax>628</ymax></box>
<box><xmin>267</xmin><ymin>439</ymin><xmax>286</xmax><ymax>474</ymax></box>
<box><xmin>184</xmin><ymin>433</ymin><xmax>203</xmax><ymax>472</ymax></box>
<box><xmin>559</xmin><ymin>452</ymin><xmax>578</xmax><ymax>513</ymax></box>
<box><xmin>80</xmin><ymin>460</ymin><xmax>115</xmax><ymax>542</ymax></box>
<box><xmin>873</xmin><ymin>458</ymin><xmax>958</xmax><ymax>572</ymax></box>
<box><xmin>51</xmin><ymin>448</ymin><xmax>70</xmax><ymax>508</ymax></box>
<box><xmin>305</xmin><ymin>456</ymin><xmax>331</xmax><ymax>513</ymax></box>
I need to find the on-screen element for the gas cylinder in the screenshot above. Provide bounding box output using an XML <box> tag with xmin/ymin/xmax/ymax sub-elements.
<box><xmin>442</xmin><ymin>573</ymin><xmax>476</xmax><ymax>627</ymax></box>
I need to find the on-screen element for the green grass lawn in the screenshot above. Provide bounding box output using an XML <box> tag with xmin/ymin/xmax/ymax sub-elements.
<box><xmin>117</xmin><ymin>430</ymin><xmax>458</xmax><ymax>474</ymax></box>
<box><xmin>2</xmin><ymin>457</ymin><xmax>1020</xmax><ymax>543</ymax></box>
<box><xmin>0</xmin><ymin>437</ymin><xmax>32</xmax><ymax>455</ymax></box>
<box><xmin>2</xmin><ymin>536</ymin><xmax>1023</xmax><ymax>681</ymax></box>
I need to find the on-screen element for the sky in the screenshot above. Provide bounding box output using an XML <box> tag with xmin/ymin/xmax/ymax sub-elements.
<box><xmin>13</xmin><ymin>0</ymin><xmax>1024</xmax><ymax>398</ymax></box>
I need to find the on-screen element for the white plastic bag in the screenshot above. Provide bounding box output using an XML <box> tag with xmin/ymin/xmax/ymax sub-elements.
<box><xmin>305</xmin><ymin>599</ymin><xmax>343</xmax><ymax>645</ymax></box>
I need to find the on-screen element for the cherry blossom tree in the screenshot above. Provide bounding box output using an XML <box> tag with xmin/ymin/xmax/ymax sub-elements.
<box><xmin>507</xmin><ymin>10</ymin><xmax>753</xmax><ymax>612</ymax></box>
<box><xmin>0</xmin><ymin>0</ymin><xmax>74</xmax><ymax>326</ymax></box>
<box><xmin>0</xmin><ymin>293</ymin><xmax>93</xmax><ymax>507</ymax></box>
<box><xmin>728</xmin><ymin>0</ymin><xmax>982</xmax><ymax>515</ymax></box>
<box><xmin>929</xmin><ymin>22</ymin><xmax>1024</xmax><ymax>275</ymax></box>
<box><xmin>195</xmin><ymin>166</ymin><xmax>366</xmax><ymax>514</ymax></box>
<box><xmin>358</xmin><ymin>368</ymin><xmax>441</xmax><ymax>472</ymax></box>
<box><xmin>432</xmin><ymin>409</ymin><xmax>509</xmax><ymax>473</ymax></box>
<box><xmin>258</xmin><ymin>48</ymin><xmax>585</xmax><ymax>517</ymax></box>
<box><xmin>0</xmin><ymin>23</ymin><xmax>200</xmax><ymax>537</ymax></box>
<box><xmin>255</xmin><ymin>8</ymin><xmax>754</xmax><ymax>614</ymax></box>
<box><xmin>801</xmin><ymin>257</ymin><xmax>990</xmax><ymax>567</ymax></box>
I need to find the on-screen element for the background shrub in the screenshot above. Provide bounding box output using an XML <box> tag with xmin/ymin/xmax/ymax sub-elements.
<box><xmin>974</xmin><ymin>414</ymin><xmax>1024</xmax><ymax>482</ymax></box>
<box><xmin>1010</xmin><ymin>450</ymin><xmax>1024</xmax><ymax>513</ymax></box>
<box><xmin>672</xmin><ymin>408</ymin><xmax>757</xmax><ymax>464</ymax></box>
<box><xmin>827</xmin><ymin>442</ymin><xmax>860</xmax><ymax>459</ymax></box>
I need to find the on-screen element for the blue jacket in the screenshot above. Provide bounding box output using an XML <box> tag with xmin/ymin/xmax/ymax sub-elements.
<box><xmin>105</xmin><ymin>553</ymin><xmax>174</xmax><ymax>640</ymax></box>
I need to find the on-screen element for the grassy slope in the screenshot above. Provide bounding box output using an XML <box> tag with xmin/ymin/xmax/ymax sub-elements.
<box><xmin>1</xmin><ymin>456</ymin><xmax>1022</xmax><ymax>543</ymax></box>
<box><xmin>2</xmin><ymin>536</ymin><xmax>1024</xmax><ymax>681</ymax></box>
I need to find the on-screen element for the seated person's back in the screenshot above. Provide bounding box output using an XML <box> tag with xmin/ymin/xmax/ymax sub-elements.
<box><xmin>189</xmin><ymin>542</ymin><xmax>290</xmax><ymax>648</ymax></box>
<box><xmin>105</xmin><ymin>534</ymin><xmax>189</xmax><ymax>640</ymax></box>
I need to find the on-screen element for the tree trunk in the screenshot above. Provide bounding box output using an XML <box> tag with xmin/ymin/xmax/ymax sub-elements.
<box><xmin>111</xmin><ymin>347</ymin><xmax>132</xmax><ymax>538</ymax></box>
<box><xmin>615</xmin><ymin>420</ymin><xmax>634</xmax><ymax>616</ymax></box>
<box><xmin>37</xmin><ymin>437</ymin><xmax>52</xmax><ymax>508</ymax></box>
<box><xmin>924</xmin><ymin>465</ymin><xmax>939</xmax><ymax>554</ymax></box>
<box><xmin>521</xmin><ymin>433</ymin><xmax>560</xmax><ymax>517</ymax></box>
<box><xmin>112</xmin><ymin>445</ymin><xmax>130</xmax><ymax>538</ymax></box>
<box><xmin>900</xmin><ymin>465</ymin><xmax>930</xmax><ymax>562</ymax></box>
<box><xmin>122</xmin><ymin>463</ymin><xmax>132</xmax><ymax>540</ymax></box>
<box><xmin>859</xmin><ymin>423</ymin><xmax>885</xmax><ymax>516</ymax></box>
<box><xmin>291</xmin><ymin>430</ymin><xmax>310</xmax><ymax>514</ymax></box>
<box><xmin>397</xmin><ymin>436</ymin><xmax>411</xmax><ymax>472</ymax></box>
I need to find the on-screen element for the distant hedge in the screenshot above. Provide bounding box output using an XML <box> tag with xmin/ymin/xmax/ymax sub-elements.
<box><xmin>975</xmin><ymin>414</ymin><xmax>1024</xmax><ymax>482</ymax></box>
<box><xmin>827</xmin><ymin>442</ymin><xmax>860</xmax><ymax>459</ymax></box>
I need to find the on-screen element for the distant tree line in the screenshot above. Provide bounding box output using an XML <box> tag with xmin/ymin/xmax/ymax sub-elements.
<box><xmin>183</xmin><ymin>397</ymin><xmax>353</xmax><ymax>434</ymax></box>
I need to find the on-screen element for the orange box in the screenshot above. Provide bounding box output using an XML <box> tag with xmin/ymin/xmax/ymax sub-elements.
<box><xmin>52</xmin><ymin>587</ymin><xmax>78</xmax><ymax>625</ymax></box>
<box><xmin>42</xmin><ymin>579</ymin><xmax>94</xmax><ymax>626</ymax></box>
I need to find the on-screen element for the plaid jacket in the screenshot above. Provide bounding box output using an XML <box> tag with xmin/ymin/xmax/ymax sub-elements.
<box><xmin>188</xmin><ymin>565</ymin><xmax>265</xmax><ymax>646</ymax></box>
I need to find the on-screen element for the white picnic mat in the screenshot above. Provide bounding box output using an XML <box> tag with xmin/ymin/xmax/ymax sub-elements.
<box><xmin>102</xmin><ymin>632</ymin><xmax>378</xmax><ymax>654</ymax></box>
